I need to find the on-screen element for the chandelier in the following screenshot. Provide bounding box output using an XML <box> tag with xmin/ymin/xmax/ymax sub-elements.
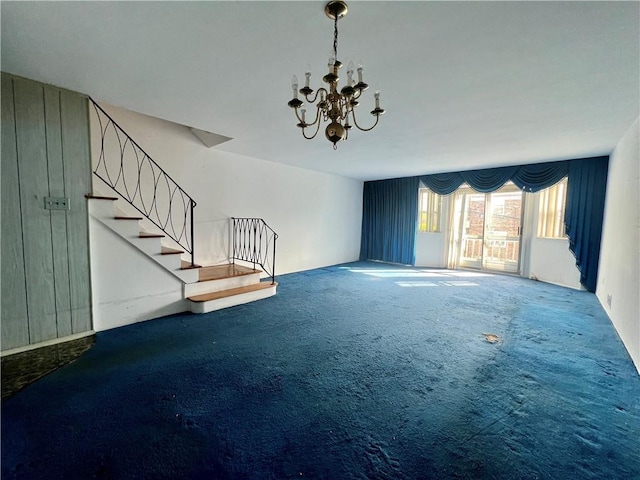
<box><xmin>287</xmin><ymin>0</ymin><xmax>385</xmax><ymax>149</ymax></box>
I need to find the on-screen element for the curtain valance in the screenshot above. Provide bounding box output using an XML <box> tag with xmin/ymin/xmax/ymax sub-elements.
<box><xmin>419</xmin><ymin>160</ymin><xmax>569</xmax><ymax>194</ymax></box>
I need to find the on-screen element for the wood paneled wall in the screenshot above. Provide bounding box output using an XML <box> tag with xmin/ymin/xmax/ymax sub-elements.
<box><xmin>1</xmin><ymin>73</ymin><xmax>92</xmax><ymax>351</ymax></box>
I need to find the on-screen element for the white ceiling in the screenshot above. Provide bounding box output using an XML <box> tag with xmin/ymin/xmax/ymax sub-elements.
<box><xmin>2</xmin><ymin>1</ymin><xmax>638</xmax><ymax>181</ymax></box>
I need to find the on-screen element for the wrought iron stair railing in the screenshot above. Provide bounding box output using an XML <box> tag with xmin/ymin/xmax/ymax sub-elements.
<box><xmin>231</xmin><ymin>218</ymin><xmax>278</xmax><ymax>284</ymax></box>
<box><xmin>89</xmin><ymin>99</ymin><xmax>197</xmax><ymax>266</ymax></box>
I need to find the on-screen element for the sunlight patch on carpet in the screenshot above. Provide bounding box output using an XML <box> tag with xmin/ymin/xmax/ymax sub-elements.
<box><xmin>396</xmin><ymin>280</ymin><xmax>480</xmax><ymax>287</ymax></box>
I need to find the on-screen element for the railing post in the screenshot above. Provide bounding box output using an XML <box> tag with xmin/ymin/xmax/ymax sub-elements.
<box><xmin>272</xmin><ymin>235</ymin><xmax>277</xmax><ymax>285</ymax></box>
<box><xmin>190</xmin><ymin>200</ymin><xmax>195</xmax><ymax>267</ymax></box>
<box><xmin>231</xmin><ymin>217</ymin><xmax>236</xmax><ymax>265</ymax></box>
<box><xmin>252</xmin><ymin>220</ymin><xmax>257</xmax><ymax>271</ymax></box>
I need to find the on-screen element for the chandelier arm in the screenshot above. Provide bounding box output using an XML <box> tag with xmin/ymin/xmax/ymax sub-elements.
<box><xmin>304</xmin><ymin>87</ymin><xmax>330</xmax><ymax>105</ymax></box>
<box><xmin>350</xmin><ymin>108</ymin><xmax>381</xmax><ymax>132</ymax></box>
<box><xmin>303</xmin><ymin>89</ymin><xmax>321</xmax><ymax>105</ymax></box>
<box><xmin>293</xmin><ymin>104</ymin><xmax>323</xmax><ymax>127</ymax></box>
<box><xmin>301</xmin><ymin>119</ymin><xmax>322</xmax><ymax>140</ymax></box>
<box><xmin>308</xmin><ymin>107</ymin><xmax>323</xmax><ymax>127</ymax></box>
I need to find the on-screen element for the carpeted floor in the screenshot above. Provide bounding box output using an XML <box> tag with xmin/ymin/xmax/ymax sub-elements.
<box><xmin>2</xmin><ymin>262</ymin><xmax>639</xmax><ymax>479</ymax></box>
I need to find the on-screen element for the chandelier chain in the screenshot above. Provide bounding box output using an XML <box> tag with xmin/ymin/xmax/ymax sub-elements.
<box><xmin>333</xmin><ymin>14</ymin><xmax>339</xmax><ymax>60</ymax></box>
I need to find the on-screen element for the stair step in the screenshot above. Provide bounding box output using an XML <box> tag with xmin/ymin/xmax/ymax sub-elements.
<box><xmin>189</xmin><ymin>282</ymin><xmax>276</xmax><ymax>303</ymax></box>
<box><xmin>85</xmin><ymin>194</ymin><xmax>118</xmax><ymax>201</ymax></box>
<box><xmin>161</xmin><ymin>246</ymin><xmax>184</xmax><ymax>255</ymax></box>
<box><xmin>181</xmin><ymin>260</ymin><xmax>202</xmax><ymax>270</ymax></box>
<box><xmin>198</xmin><ymin>264</ymin><xmax>258</xmax><ymax>282</ymax></box>
<box><xmin>114</xmin><ymin>216</ymin><xmax>143</xmax><ymax>221</ymax></box>
<box><xmin>139</xmin><ymin>232</ymin><xmax>164</xmax><ymax>239</ymax></box>
<box><xmin>183</xmin><ymin>264</ymin><xmax>261</xmax><ymax>297</ymax></box>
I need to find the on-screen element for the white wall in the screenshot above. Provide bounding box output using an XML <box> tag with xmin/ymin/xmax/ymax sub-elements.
<box><xmin>415</xmin><ymin>233</ymin><xmax>447</xmax><ymax>267</ymax></box>
<box><xmin>415</xmin><ymin>196</ymin><xmax>451</xmax><ymax>268</ymax></box>
<box><xmin>596</xmin><ymin>118</ymin><xmax>640</xmax><ymax>373</ymax></box>
<box><xmin>524</xmin><ymin>190</ymin><xmax>582</xmax><ymax>290</ymax></box>
<box><xmin>527</xmin><ymin>238</ymin><xmax>582</xmax><ymax>289</ymax></box>
<box><xmin>89</xmin><ymin>103</ymin><xmax>363</xmax><ymax>275</ymax></box>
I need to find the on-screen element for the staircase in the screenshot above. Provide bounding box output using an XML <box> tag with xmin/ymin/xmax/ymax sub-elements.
<box><xmin>88</xmin><ymin>195</ymin><xmax>277</xmax><ymax>314</ymax></box>
<box><xmin>88</xmin><ymin>98</ymin><xmax>278</xmax><ymax>320</ymax></box>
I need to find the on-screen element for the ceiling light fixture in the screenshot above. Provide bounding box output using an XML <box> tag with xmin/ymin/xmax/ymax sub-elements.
<box><xmin>287</xmin><ymin>0</ymin><xmax>385</xmax><ymax>149</ymax></box>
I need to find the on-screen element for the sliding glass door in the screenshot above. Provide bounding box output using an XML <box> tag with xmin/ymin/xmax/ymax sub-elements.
<box><xmin>455</xmin><ymin>184</ymin><xmax>524</xmax><ymax>273</ymax></box>
<box><xmin>459</xmin><ymin>192</ymin><xmax>486</xmax><ymax>269</ymax></box>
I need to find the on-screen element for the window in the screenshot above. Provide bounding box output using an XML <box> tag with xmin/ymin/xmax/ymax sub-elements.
<box><xmin>537</xmin><ymin>177</ymin><xmax>568</xmax><ymax>238</ymax></box>
<box><xmin>418</xmin><ymin>188</ymin><xmax>442</xmax><ymax>233</ymax></box>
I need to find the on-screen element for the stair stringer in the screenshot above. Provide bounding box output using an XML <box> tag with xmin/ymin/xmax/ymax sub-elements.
<box><xmin>88</xmin><ymin>198</ymin><xmax>199</xmax><ymax>284</ymax></box>
<box><xmin>89</xmin><ymin>216</ymin><xmax>188</xmax><ymax>331</ymax></box>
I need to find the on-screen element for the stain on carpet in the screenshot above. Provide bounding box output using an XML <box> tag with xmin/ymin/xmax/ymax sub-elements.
<box><xmin>483</xmin><ymin>333</ymin><xmax>500</xmax><ymax>343</ymax></box>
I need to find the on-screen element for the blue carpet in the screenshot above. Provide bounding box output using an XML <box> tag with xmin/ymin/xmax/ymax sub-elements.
<box><xmin>2</xmin><ymin>262</ymin><xmax>639</xmax><ymax>479</ymax></box>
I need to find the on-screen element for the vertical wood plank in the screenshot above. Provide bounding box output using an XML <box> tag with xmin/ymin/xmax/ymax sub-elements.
<box><xmin>60</xmin><ymin>91</ymin><xmax>93</xmax><ymax>334</ymax></box>
<box><xmin>13</xmin><ymin>77</ymin><xmax>58</xmax><ymax>344</ymax></box>
<box><xmin>1</xmin><ymin>74</ymin><xmax>30</xmax><ymax>350</ymax></box>
<box><xmin>44</xmin><ymin>86</ymin><xmax>73</xmax><ymax>338</ymax></box>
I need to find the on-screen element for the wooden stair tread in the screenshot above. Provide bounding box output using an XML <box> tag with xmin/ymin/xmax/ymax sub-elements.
<box><xmin>85</xmin><ymin>194</ymin><xmax>118</xmax><ymax>201</ymax></box>
<box><xmin>181</xmin><ymin>260</ymin><xmax>202</xmax><ymax>269</ymax></box>
<box><xmin>189</xmin><ymin>282</ymin><xmax>276</xmax><ymax>302</ymax></box>
<box><xmin>161</xmin><ymin>246</ymin><xmax>183</xmax><ymax>255</ymax></box>
<box><xmin>198</xmin><ymin>264</ymin><xmax>260</xmax><ymax>282</ymax></box>
<box><xmin>114</xmin><ymin>216</ymin><xmax>143</xmax><ymax>220</ymax></box>
<box><xmin>139</xmin><ymin>232</ymin><xmax>164</xmax><ymax>238</ymax></box>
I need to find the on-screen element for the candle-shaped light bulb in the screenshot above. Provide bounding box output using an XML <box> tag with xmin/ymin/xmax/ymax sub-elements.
<box><xmin>292</xmin><ymin>75</ymin><xmax>299</xmax><ymax>99</ymax></box>
<box><xmin>301</xmin><ymin>108</ymin><xmax>306</xmax><ymax>123</ymax></box>
<box><xmin>357</xmin><ymin>62</ymin><xmax>364</xmax><ymax>83</ymax></box>
<box><xmin>328</xmin><ymin>52</ymin><xmax>336</xmax><ymax>68</ymax></box>
<box><xmin>305</xmin><ymin>65</ymin><xmax>311</xmax><ymax>88</ymax></box>
<box><xmin>374</xmin><ymin>90</ymin><xmax>381</xmax><ymax>109</ymax></box>
<box><xmin>347</xmin><ymin>61</ymin><xmax>355</xmax><ymax>86</ymax></box>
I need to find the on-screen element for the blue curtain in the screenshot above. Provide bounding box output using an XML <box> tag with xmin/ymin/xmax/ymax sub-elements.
<box><xmin>565</xmin><ymin>156</ymin><xmax>609</xmax><ymax>293</ymax></box>
<box><xmin>360</xmin><ymin>177</ymin><xmax>419</xmax><ymax>265</ymax></box>
<box><xmin>419</xmin><ymin>161</ymin><xmax>569</xmax><ymax>194</ymax></box>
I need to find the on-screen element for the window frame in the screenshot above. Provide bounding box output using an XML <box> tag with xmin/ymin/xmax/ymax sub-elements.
<box><xmin>418</xmin><ymin>188</ymin><xmax>443</xmax><ymax>233</ymax></box>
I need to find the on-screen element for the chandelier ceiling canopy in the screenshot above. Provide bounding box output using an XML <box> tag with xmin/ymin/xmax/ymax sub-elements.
<box><xmin>288</xmin><ymin>0</ymin><xmax>385</xmax><ymax>149</ymax></box>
